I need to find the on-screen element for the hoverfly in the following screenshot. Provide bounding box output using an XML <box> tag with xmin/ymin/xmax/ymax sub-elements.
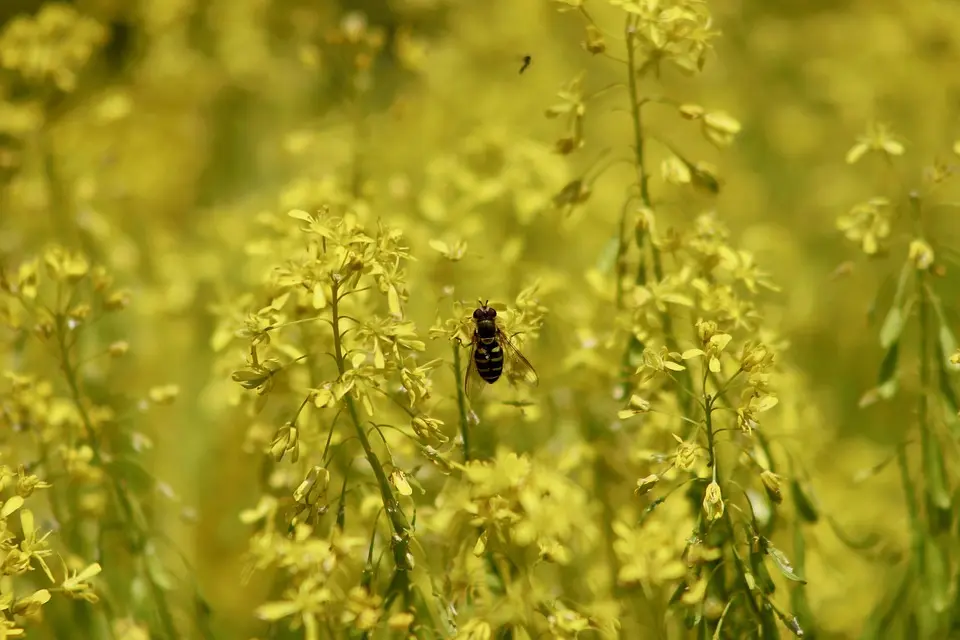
<box><xmin>463</xmin><ymin>300</ymin><xmax>539</xmax><ymax>401</ymax></box>
<box><xmin>519</xmin><ymin>55</ymin><xmax>532</xmax><ymax>74</ymax></box>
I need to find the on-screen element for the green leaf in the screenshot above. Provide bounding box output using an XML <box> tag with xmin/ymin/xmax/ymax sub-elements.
<box><xmin>145</xmin><ymin>543</ymin><xmax>177</xmax><ymax>591</ymax></box>
<box><xmin>791</xmin><ymin>479</ymin><xmax>819</xmax><ymax>523</ymax></box>
<box><xmin>595</xmin><ymin>235</ymin><xmax>620</xmax><ymax>274</ymax></box>
<box><xmin>103</xmin><ymin>457</ymin><xmax>157</xmax><ymax>496</ymax></box>
<box><xmin>878</xmin><ymin>340</ymin><xmax>900</xmax><ymax>387</ymax></box>
<box><xmin>760</xmin><ymin>606</ymin><xmax>779</xmax><ymax>639</ymax></box>
<box><xmin>852</xmin><ymin>447</ymin><xmax>901</xmax><ymax>484</ymax></box>
<box><xmin>858</xmin><ymin>569</ymin><xmax>911</xmax><ymax>639</ymax></box>
<box><xmin>638</xmin><ymin>496</ymin><xmax>666</xmax><ymax>525</ymax></box>
<box><xmin>825</xmin><ymin>513</ymin><xmax>881</xmax><ymax>551</ymax></box>
<box><xmin>937</xmin><ymin>360</ymin><xmax>960</xmax><ymax>415</ymax></box>
<box><xmin>879</xmin><ymin>307</ymin><xmax>904</xmax><ymax>349</ymax></box>
<box><xmin>763</xmin><ymin>540</ymin><xmax>806</xmax><ymax>583</ymax></box>
<box><xmin>921</xmin><ymin>430</ymin><xmax>951</xmax><ymax>511</ymax></box>
<box><xmin>790</xmin><ymin>522</ymin><xmax>815</xmax><ymax>633</ymax></box>
<box><xmin>876</xmin><ymin>377</ymin><xmax>899</xmax><ymax>400</ymax></box>
<box><xmin>891</xmin><ymin>258</ymin><xmax>913</xmax><ymax>307</ymax></box>
<box><xmin>933</xmin><ymin>305</ymin><xmax>960</xmax><ymax>436</ymax></box>
<box><xmin>405</xmin><ymin>473</ymin><xmax>427</xmax><ymax>496</ymax></box>
<box><xmin>750</xmin><ymin>548</ymin><xmax>777</xmax><ymax>594</ymax></box>
<box><xmin>938</xmin><ymin>325</ymin><xmax>958</xmax><ymax>369</ymax></box>
<box><xmin>941</xmin><ymin>401</ymin><xmax>960</xmax><ymax>443</ymax></box>
<box><xmin>923</xmin><ymin>536</ymin><xmax>950</xmax><ymax>614</ymax></box>
<box><xmin>792</xmin><ymin>514</ymin><xmax>806</xmax><ymax>570</ymax></box>
<box><xmin>928</xmin><ymin>288</ymin><xmax>959</xmax><ymax>370</ymax></box>
<box><xmin>667</xmin><ymin>580</ymin><xmax>686</xmax><ymax>606</ymax></box>
<box><xmin>860</xmin><ymin>339</ymin><xmax>902</xmax><ymax>405</ymax></box>
<box><xmin>712</xmin><ymin>598</ymin><xmax>738</xmax><ymax>640</ymax></box>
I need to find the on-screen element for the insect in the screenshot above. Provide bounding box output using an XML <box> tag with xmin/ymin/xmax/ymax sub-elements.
<box><xmin>519</xmin><ymin>55</ymin><xmax>532</xmax><ymax>74</ymax></box>
<box><xmin>463</xmin><ymin>301</ymin><xmax>539</xmax><ymax>401</ymax></box>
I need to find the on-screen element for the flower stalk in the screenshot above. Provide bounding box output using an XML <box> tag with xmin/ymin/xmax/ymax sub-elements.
<box><xmin>622</xmin><ymin>14</ymin><xmax>694</xmax><ymax>414</ymax></box>
<box><xmin>54</xmin><ymin>313</ymin><xmax>179</xmax><ymax>639</ymax></box>
<box><xmin>330</xmin><ymin>279</ymin><xmax>411</xmax><ymax>550</ymax></box>
<box><xmin>452</xmin><ymin>341</ymin><xmax>472</xmax><ymax>461</ymax></box>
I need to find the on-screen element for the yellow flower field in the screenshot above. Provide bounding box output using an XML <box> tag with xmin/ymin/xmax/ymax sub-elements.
<box><xmin>2</xmin><ymin>0</ymin><xmax>959</xmax><ymax>638</ymax></box>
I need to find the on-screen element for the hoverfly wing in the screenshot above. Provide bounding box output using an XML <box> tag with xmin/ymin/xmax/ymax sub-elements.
<box><xmin>463</xmin><ymin>340</ymin><xmax>489</xmax><ymax>403</ymax></box>
<box><xmin>498</xmin><ymin>330</ymin><xmax>539</xmax><ymax>387</ymax></box>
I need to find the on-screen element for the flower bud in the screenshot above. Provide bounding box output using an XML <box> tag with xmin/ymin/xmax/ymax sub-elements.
<box><xmin>634</xmin><ymin>474</ymin><xmax>659</xmax><ymax>496</ymax></box>
<box><xmin>760</xmin><ymin>470</ymin><xmax>783</xmax><ymax>505</ymax></box>
<box><xmin>702</xmin><ymin>481</ymin><xmax>724</xmax><ymax>522</ymax></box>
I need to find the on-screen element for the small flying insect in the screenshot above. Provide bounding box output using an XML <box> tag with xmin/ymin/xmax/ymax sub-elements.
<box><xmin>463</xmin><ymin>300</ymin><xmax>539</xmax><ymax>401</ymax></box>
<box><xmin>519</xmin><ymin>55</ymin><xmax>532</xmax><ymax>74</ymax></box>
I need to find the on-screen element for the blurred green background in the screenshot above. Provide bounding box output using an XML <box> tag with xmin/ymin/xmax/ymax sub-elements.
<box><xmin>3</xmin><ymin>0</ymin><xmax>960</xmax><ymax>637</ymax></box>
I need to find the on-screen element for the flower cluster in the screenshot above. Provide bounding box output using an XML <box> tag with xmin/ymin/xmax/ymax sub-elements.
<box><xmin>421</xmin><ymin>448</ymin><xmax>615</xmax><ymax>637</ymax></box>
<box><xmin>0</xmin><ymin>246</ymin><xmax>174</xmax><ymax>636</ymax></box>
<box><xmin>0</xmin><ymin>3</ymin><xmax>107</xmax><ymax>92</ymax></box>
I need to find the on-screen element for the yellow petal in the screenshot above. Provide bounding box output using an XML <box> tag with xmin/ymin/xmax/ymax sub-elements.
<box><xmin>845</xmin><ymin>142</ymin><xmax>869</xmax><ymax>164</ymax></box>
<box><xmin>256</xmin><ymin>601</ymin><xmax>301</xmax><ymax>621</ymax></box>
<box><xmin>1</xmin><ymin>495</ymin><xmax>24</xmax><ymax>518</ymax></box>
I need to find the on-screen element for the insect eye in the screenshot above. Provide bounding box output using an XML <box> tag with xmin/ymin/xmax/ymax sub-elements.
<box><xmin>488</xmin><ymin>308</ymin><xmax>497</xmax><ymax>318</ymax></box>
<box><xmin>473</xmin><ymin>308</ymin><xmax>483</xmax><ymax>319</ymax></box>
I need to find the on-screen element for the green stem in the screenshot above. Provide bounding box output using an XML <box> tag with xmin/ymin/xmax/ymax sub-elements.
<box><xmin>897</xmin><ymin>447</ymin><xmax>923</xmax><ymax>579</ymax></box>
<box><xmin>910</xmin><ymin>194</ymin><xmax>938</xmax><ymax>579</ymax></box>
<box><xmin>895</xmin><ymin>204</ymin><xmax>924</xmax><ymax>610</ymax></box>
<box><xmin>614</xmin><ymin>198</ymin><xmax>633</xmax><ymax>312</ymax></box>
<box><xmin>914</xmin><ymin>250</ymin><xmax>948</xmax><ymax>536</ymax></box>
<box><xmin>703</xmin><ymin>394</ymin><xmax>730</xmax><ymax>602</ymax></box>
<box><xmin>704</xmin><ymin>395</ymin><xmax>718</xmax><ymax>479</ymax></box>
<box><xmin>452</xmin><ymin>342</ymin><xmax>471</xmax><ymax>461</ymax></box>
<box><xmin>624</xmin><ymin>17</ymin><xmax>651</xmax><ymax>207</ymax></box>
<box><xmin>622</xmin><ymin>15</ymin><xmax>693</xmax><ymax>415</ymax></box>
<box><xmin>55</xmin><ymin>316</ymin><xmax>179</xmax><ymax>639</ymax></box>
<box><xmin>330</xmin><ymin>281</ymin><xmax>410</xmax><ymax>541</ymax></box>
<box><xmin>916</xmin><ymin>266</ymin><xmax>931</xmax><ymax>454</ymax></box>
<box><xmin>913</xmin><ymin>261</ymin><xmax>932</xmax><ymax>586</ymax></box>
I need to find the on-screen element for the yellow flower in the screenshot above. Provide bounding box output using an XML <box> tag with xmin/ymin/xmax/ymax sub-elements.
<box><xmin>908</xmin><ymin>239</ymin><xmax>934</xmax><ymax>271</ymax></box>
<box><xmin>702</xmin><ymin>111</ymin><xmax>742</xmax><ymax>147</ymax></box>
<box><xmin>845</xmin><ymin>122</ymin><xmax>905</xmax><ymax>164</ymax></box>
<box><xmin>60</xmin><ymin>561</ymin><xmax>102</xmax><ymax>603</ymax></box>
<box><xmin>388</xmin><ymin>612</ymin><xmax>415</xmax><ymax>631</ymax></box>
<box><xmin>702</xmin><ymin>481</ymin><xmax>724</xmax><ymax>522</ymax></box>
<box><xmin>613</xmin><ymin>500</ymin><xmax>691</xmax><ymax>586</ymax></box>
<box><xmin>836</xmin><ymin>197</ymin><xmax>891</xmax><ymax>255</ymax></box>
<box><xmin>10</xmin><ymin>588</ymin><xmax>50</xmax><ymax>617</ymax></box>
<box><xmin>390</xmin><ymin>470</ymin><xmax>413</xmax><ymax>497</ymax></box>
<box><xmin>340</xmin><ymin>587</ymin><xmax>383</xmax><ymax>631</ymax></box>
<box><xmin>0</xmin><ymin>4</ymin><xmax>107</xmax><ymax>92</ymax></box>
<box><xmin>455</xmin><ymin>619</ymin><xmax>492</xmax><ymax>640</ymax></box>
<box><xmin>673</xmin><ymin>434</ymin><xmax>701</xmax><ymax>471</ymax></box>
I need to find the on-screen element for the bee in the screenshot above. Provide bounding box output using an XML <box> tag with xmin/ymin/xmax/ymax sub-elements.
<box><xmin>463</xmin><ymin>301</ymin><xmax>539</xmax><ymax>401</ymax></box>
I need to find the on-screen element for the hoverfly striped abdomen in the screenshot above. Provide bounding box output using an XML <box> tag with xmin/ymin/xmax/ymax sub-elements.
<box><xmin>472</xmin><ymin>304</ymin><xmax>503</xmax><ymax>383</ymax></box>
<box><xmin>464</xmin><ymin>301</ymin><xmax>538</xmax><ymax>401</ymax></box>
